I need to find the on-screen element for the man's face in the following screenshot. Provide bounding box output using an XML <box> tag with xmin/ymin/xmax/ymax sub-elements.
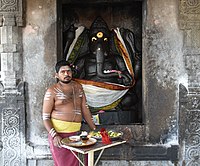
<box><xmin>57</xmin><ymin>65</ymin><xmax>72</xmax><ymax>83</ymax></box>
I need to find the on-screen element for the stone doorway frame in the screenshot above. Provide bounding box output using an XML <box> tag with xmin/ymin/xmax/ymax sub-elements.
<box><xmin>56</xmin><ymin>0</ymin><xmax>179</xmax><ymax>162</ymax></box>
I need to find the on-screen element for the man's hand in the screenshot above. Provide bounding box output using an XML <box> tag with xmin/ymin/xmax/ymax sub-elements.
<box><xmin>53</xmin><ymin>135</ymin><xmax>63</xmax><ymax>148</ymax></box>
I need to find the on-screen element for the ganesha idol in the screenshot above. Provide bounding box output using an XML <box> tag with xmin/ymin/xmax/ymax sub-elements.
<box><xmin>63</xmin><ymin>16</ymin><xmax>142</xmax><ymax>124</ymax></box>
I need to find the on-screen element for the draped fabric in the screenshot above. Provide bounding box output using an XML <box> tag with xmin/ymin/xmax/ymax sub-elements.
<box><xmin>82</xmin><ymin>84</ymin><xmax>128</xmax><ymax>107</ymax></box>
<box><xmin>48</xmin><ymin>133</ymin><xmax>88</xmax><ymax>166</ymax></box>
<box><xmin>51</xmin><ymin>118</ymin><xmax>81</xmax><ymax>133</ymax></box>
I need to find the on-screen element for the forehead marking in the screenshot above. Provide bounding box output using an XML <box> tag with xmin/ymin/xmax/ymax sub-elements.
<box><xmin>60</xmin><ymin>66</ymin><xmax>71</xmax><ymax>71</ymax></box>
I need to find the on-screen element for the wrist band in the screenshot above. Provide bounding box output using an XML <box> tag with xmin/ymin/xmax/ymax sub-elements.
<box><xmin>42</xmin><ymin>113</ymin><xmax>51</xmax><ymax>120</ymax></box>
<box><xmin>49</xmin><ymin>128</ymin><xmax>57</xmax><ymax>138</ymax></box>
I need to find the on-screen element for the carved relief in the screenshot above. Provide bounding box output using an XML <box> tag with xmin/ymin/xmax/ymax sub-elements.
<box><xmin>182</xmin><ymin>0</ymin><xmax>200</xmax><ymax>14</ymax></box>
<box><xmin>179</xmin><ymin>84</ymin><xmax>200</xmax><ymax>165</ymax></box>
<box><xmin>179</xmin><ymin>1</ymin><xmax>200</xmax><ymax>88</ymax></box>
<box><xmin>185</xmin><ymin>110</ymin><xmax>200</xmax><ymax>166</ymax></box>
<box><xmin>185</xmin><ymin>55</ymin><xmax>200</xmax><ymax>87</ymax></box>
<box><xmin>179</xmin><ymin>0</ymin><xmax>200</xmax><ymax>29</ymax></box>
<box><xmin>0</xmin><ymin>0</ymin><xmax>18</xmax><ymax>12</ymax></box>
<box><xmin>183</xmin><ymin>30</ymin><xmax>200</xmax><ymax>53</ymax></box>
<box><xmin>0</xmin><ymin>0</ymin><xmax>23</xmax><ymax>26</ymax></box>
<box><xmin>1</xmin><ymin>108</ymin><xmax>21</xmax><ymax>166</ymax></box>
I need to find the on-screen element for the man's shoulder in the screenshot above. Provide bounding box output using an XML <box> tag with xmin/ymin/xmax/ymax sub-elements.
<box><xmin>72</xmin><ymin>80</ymin><xmax>82</xmax><ymax>87</ymax></box>
<box><xmin>46</xmin><ymin>83</ymin><xmax>58</xmax><ymax>92</ymax></box>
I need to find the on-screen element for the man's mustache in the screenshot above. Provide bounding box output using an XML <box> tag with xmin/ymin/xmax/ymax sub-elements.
<box><xmin>64</xmin><ymin>76</ymin><xmax>71</xmax><ymax>79</ymax></box>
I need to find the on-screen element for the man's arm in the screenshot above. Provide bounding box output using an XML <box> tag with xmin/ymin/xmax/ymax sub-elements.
<box><xmin>42</xmin><ymin>87</ymin><xmax>62</xmax><ymax>147</ymax></box>
<box><xmin>42</xmin><ymin>89</ymin><xmax>55</xmax><ymax>132</ymax></box>
<box><xmin>81</xmin><ymin>89</ymin><xmax>96</xmax><ymax>130</ymax></box>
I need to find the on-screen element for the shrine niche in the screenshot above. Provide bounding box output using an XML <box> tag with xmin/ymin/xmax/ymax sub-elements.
<box><xmin>60</xmin><ymin>1</ymin><xmax>142</xmax><ymax>125</ymax></box>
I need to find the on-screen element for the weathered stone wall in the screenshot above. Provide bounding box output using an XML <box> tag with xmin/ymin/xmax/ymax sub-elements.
<box><xmin>143</xmin><ymin>0</ymin><xmax>184</xmax><ymax>143</ymax></box>
<box><xmin>22</xmin><ymin>0</ymin><xmax>57</xmax><ymax>162</ymax></box>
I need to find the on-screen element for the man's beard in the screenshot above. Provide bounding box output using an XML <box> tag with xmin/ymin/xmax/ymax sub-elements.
<box><xmin>60</xmin><ymin>80</ymin><xmax>71</xmax><ymax>84</ymax></box>
<box><xmin>60</xmin><ymin>76</ymin><xmax>72</xmax><ymax>84</ymax></box>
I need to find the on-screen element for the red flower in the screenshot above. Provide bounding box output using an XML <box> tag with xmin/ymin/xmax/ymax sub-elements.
<box><xmin>100</xmin><ymin>128</ymin><xmax>106</xmax><ymax>132</ymax></box>
<box><xmin>100</xmin><ymin>128</ymin><xmax>112</xmax><ymax>144</ymax></box>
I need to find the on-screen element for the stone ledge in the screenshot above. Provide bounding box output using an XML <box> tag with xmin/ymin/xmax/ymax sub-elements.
<box><xmin>98</xmin><ymin>144</ymin><xmax>179</xmax><ymax>163</ymax></box>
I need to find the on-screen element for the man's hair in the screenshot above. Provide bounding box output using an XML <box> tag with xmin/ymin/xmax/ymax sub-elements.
<box><xmin>55</xmin><ymin>60</ymin><xmax>71</xmax><ymax>73</ymax></box>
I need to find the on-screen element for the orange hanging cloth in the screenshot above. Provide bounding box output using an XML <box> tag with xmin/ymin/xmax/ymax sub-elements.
<box><xmin>100</xmin><ymin>128</ymin><xmax>112</xmax><ymax>144</ymax></box>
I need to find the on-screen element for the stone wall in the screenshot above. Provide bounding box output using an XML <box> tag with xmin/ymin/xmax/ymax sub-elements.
<box><xmin>23</xmin><ymin>0</ymin><xmax>57</xmax><ymax>162</ymax></box>
<box><xmin>178</xmin><ymin>0</ymin><xmax>200</xmax><ymax>165</ymax></box>
<box><xmin>143</xmin><ymin>0</ymin><xmax>184</xmax><ymax>143</ymax></box>
<box><xmin>0</xmin><ymin>0</ymin><xmax>199</xmax><ymax>165</ymax></box>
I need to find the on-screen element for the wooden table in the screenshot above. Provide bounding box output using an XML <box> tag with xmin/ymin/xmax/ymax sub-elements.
<box><xmin>61</xmin><ymin>139</ymin><xmax>126</xmax><ymax>166</ymax></box>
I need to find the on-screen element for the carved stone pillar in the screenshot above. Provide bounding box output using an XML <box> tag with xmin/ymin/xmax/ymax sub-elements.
<box><xmin>0</xmin><ymin>84</ymin><xmax>26</xmax><ymax>165</ymax></box>
<box><xmin>179</xmin><ymin>0</ymin><xmax>200</xmax><ymax>165</ymax></box>
<box><xmin>0</xmin><ymin>0</ymin><xmax>26</xmax><ymax>165</ymax></box>
<box><xmin>179</xmin><ymin>0</ymin><xmax>200</xmax><ymax>87</ymax></box>
<box><xmin>179</xmin><ymin>84</ymin><xmax>200</xmax><ymax>166</ymax></box>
